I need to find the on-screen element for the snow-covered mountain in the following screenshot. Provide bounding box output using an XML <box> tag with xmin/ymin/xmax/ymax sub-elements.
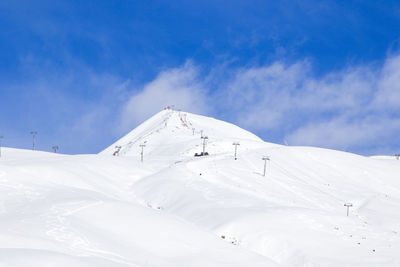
<box><xmin>1</xmin><ymin>109</ymin><xmax>400</xmax><ymax>267</ymax></box>
<box><xmin>101</xmin><ymin>109</ymin><xmax>267</xmax><ymax>167</ymax></box>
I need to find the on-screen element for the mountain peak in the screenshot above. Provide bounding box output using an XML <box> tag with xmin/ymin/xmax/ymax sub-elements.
<box><xmin>100</xmin><ymin>109</ymin><xmax>263</xmax><ymax>160</ymax></box>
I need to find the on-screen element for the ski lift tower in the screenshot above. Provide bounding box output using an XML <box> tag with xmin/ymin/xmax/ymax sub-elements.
<box><xmin>262</xmin><ymin>156</ymin><xmax>270</xmax><ymax>176</ymax></box>
<box><xmin>30</xmin><ymin>131</ymin><xmax>38</xmax><ymax>150</ymax></box>
<box><xmin>52</xmin><ymin>145</ymin><xmax>59</xmax><ymax>153</ymax></box>
<box><xmin>201</xmin><ymin>136</ymin><xmax>208</xmax><ymax>155</ymax></box>
<box><xmin>232</xmin><ymin>142</ymin><xmax>240</xmax><ymax>160</ymax></box>
<box><xmin>140</xmin><ymin>144</ymin><xmax>146</xmax><ymax>162</ymax></box>
<box><xmin>344</xmin><ymin>203</ymin><xmax>353</xmax><ymax>216</ymax></box>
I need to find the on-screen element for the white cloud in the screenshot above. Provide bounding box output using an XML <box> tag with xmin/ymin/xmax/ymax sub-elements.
<box><xmin>118</xmin><ymin>61</ymin><xmax>208</xmax><ymax>133</ymax></box>
<box><xmin>115</xmin><ymin>55</ymin><xmax>400</xmax><ymax>155</ymax></box>
<box><xmin>220</xmin><ymin>60</ymin><xmax>378</xmax><ymax>130</ymax></box>
<box><xmin>211</xmin><ymin>55</ymin><xmax>400</xmax><ymax>154</ymax></box>
<box><xmin>286</xmin><ymin>117</ymin><xmax>400</xmax><ymax>151</ymax></box>
<box><xmin>222</xmin><ymin>61</ymin><xmax>310</xmax><ymax>130</ymax></box>
<box><xmin>374</xmin><ymin>55</ymin><xmax>400</xmax><ymax>109</ymax></box>
<box><xmin>282</xmin><ymin>56</ymin><xmax>400</xmax><ymax>152</ymax></box>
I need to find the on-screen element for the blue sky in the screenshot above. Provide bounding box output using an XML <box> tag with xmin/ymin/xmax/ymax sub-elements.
<box><xmin>0</xmin><ymin>0</ymin><xmax>400</xmax><ymax>155</ymax></box>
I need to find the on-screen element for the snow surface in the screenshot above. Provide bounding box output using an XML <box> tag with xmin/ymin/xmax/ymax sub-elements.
<box><xmin>1</xmin><ymin>109</ymin><xmax>400</xmax><ymax>267</ymax></box>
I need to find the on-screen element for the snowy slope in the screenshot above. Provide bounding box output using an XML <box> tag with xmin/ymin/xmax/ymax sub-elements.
<box><xmin>0</xmin><ymin>147</ymin><xmax>277</xmax><ymax>267</ymax></box>
<box><xmin>101</xmin><ymin>109</ymin><xmax>269</xmax><ymax>168</ymax></box>
<box><xmin>1</xmin><ymin>109</ymin><xmax>400</xmax><ymax>267</ymax></box>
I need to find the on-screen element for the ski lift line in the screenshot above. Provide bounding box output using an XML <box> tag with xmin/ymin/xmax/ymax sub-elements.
<box><xmin>268</xmin><ymin>160</ymin><xmax>344</xmax><ymax>203</ymax></box>
<box><xmin>212</xmin><ymin>171</ymin><xmax>280</xmax><ymax>202</ymax></box>
<box><xmin>179</xmin><ymin>113</ymin><xmax>191</xmax><ymax>128</ymax></box>
<box><xmin>245</xmin><ymin>153</ymin><xmax>323</xmax><ymax>191</ymax></box>
<box><xmin>120</xmin><ymin>132</ymin><xmax>212</xmax><ymax>155</ymax></box>
<box><xmin>186</xmin><ymin>159</ymin><xmax>303</xmax><ymax>207</ymax></box>
<box><xmin>118</xmin><ymin>110</ymin><xmax>196</xmax><ymax>155</ymax></box>
<box><xmin>241</xmin><ymin>155</ymin><xmax>261</xmax><ymax>172</ymax></box>
<box><xmin>268</xmin><ymin>160</ymin><xmax>313</xmax><ymax>186</ymax></box>
<box><xmin>268</xmin><ymin>159</ymin><xmax>322</xmax><ymax>187</ymax></box>
<box><xmin>215</xmin><ymin>172</ymin><xmax>301</xmax><ymax>206</ymax></box>
<box><xmin>269</xmin><ymin>156</ymin><xmax>352</xmax><ymax>196</ymax></box>
<box><xmin>262</xmin><ymin>172</ymin><xmax>331</xmax><ymax>209</ymax></box>
<box><xmin>121</xmin><ymin>140</ymin><xmax>201</xmax><ymax>152</ymax></box>
<box><xmin>118</xmin><ymin>111</ymin><xmax>174</xmax><ymax>154</ymax></box>
<box><xmin>299</xmin><ymin>152</ymin><xmax>354</xmax><ymax>180</ymax></box>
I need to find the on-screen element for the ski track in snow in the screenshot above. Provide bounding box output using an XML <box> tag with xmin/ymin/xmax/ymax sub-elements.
<box><xmin>1</xmin><ymin>109</ymin><xmax>400</xmax><ymax>267</ymax></box>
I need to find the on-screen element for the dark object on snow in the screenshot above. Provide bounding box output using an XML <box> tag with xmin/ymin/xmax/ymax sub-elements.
<box><xmin>194</xmin><ymin>152</ymin><xmax>209</xmax><ymax>157</ymax></box>
<box><xmin>113</xmin><ymin>146</ymin><xmax>122</xmax><ymax>156</ymax></box>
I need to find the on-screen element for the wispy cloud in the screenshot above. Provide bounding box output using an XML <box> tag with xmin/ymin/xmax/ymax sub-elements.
<box><xmin>215</xmin><ymin>54</ymin><xmax>399</xmax><ymax>155</ymax></box>
<box><xmin>119</xmin><ymin>54</ymin><xmax>400</xmax><ymax>155</ymax></box>
<box><xmin>118</xmin><ymin>61</ymin><xmax>209</xmax><ymax>133</ymax></box>
<box><xmin>4</xmin><ymin>51</ymin><xmax>399</xmax><ymax>155</ymax></box>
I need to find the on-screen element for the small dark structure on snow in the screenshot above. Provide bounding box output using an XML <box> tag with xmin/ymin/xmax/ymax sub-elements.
<box><xmin>194</xmin><ymin>152</ymin><xmax>209</xmax><ymax>157</ymax></box>
<box><xmin>113</xmin><ymin>146</ymin><xmax>122</xmax><ymax>156</ymax></box>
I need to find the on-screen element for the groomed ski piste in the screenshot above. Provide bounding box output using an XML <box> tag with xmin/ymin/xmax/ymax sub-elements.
<box><xmin>1</xmin><ymin>109</ymin><xmax>400</xmax><ymax>267</ymax></box>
